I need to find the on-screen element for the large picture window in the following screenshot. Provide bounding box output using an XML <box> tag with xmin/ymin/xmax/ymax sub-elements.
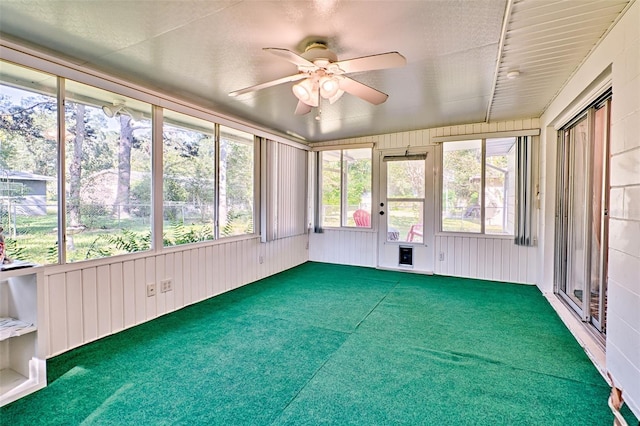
<box><xmin>441</xmin><ymin>137</ymin><xmax>516</xmax><ymax>235</ymax></box>
<box><xmin>319</xmin><ymin>148</ymin><xmax>371</xmax><ymax>228</ymax></box>
<box><xmin>0</xmin><ymin>59</ymin><xmax>259</xmax><ymax>265</ymax></box>
<box><xmin>163</xmin><ymin>110</ymin><xmax>215</xmax><ymax>246</ymax></box>
<box><xmin>219</xmin><ymin>126</ymin><xmax>254</xmax><ymax>237</ymax></box>
<box><xmin>0</xmin><ymin>62</ymin><xmax>58</xmax><ymax>265</ymax></box>
<box><xmin>64</xmin><ymin>81</ymin><xmax>152</xmax><ymax>261</ymax></box>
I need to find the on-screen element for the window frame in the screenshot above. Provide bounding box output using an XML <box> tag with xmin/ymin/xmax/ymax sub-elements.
<box><xmin>0</xmin><ymin>57</ymin><xmax>263</xmax><ymax>266</ymax></box>
<box><xmin>438</xmin><ymin>135</ymin><xmax>528</xmax><ymax>236</ymax></box>
<box><xmin>315</xmin><ymin>144</ymin><xmax>373</xmax><ymax>230</ymax></box>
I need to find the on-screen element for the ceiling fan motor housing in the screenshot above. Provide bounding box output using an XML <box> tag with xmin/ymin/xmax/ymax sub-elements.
<box><xmin>302</xmin><ymin>42</ymin><xmax>338</xmax><ymax>66</ymax></box>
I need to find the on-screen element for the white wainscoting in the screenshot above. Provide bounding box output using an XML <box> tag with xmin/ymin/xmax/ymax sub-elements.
<box><xmin>434</xmin><ymin>235</ymin><xmax>537</xmax><ymax>284</ymax></box>
<box><xmin>309</xmin><ymin>229</ymin><xmax>377</xmax><ymax>267</ymax></box>
<box><xmin>43</xmin><ymin>234</ymin><xmax>309</xmax><ymax>357</ymax></box>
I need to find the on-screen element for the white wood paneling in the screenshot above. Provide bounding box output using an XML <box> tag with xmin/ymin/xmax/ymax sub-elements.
<box><xmin>434</xmin><ymin>235</ymin><xmax>536</xmax><ymax>284</ymax></box>
<box><xmin>44</xmin><ymin>235</ymin><xmax>308</xmax><ymax>357</ymax></box>
<box><xmin>81</xmin><ymin>268</ymin><xmax>98</xmax><ymax>343</ymax></box>
<box><xmin>309</xmin><ymin>229</ymin><xmax>377</xmax><ymax>267</ymax></box>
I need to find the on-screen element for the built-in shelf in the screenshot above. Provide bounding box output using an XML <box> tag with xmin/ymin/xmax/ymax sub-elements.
<box><xmin>0</xmin><ymin>317</ymin><xmax>37</xmax><ymax>341</ymax></box>
<box><xmin>0</xmin><ymin>270</ymin><xmax>46</xmax><ymax>406</ymax></box>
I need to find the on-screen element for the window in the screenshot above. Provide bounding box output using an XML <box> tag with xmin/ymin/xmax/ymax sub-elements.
<box><xmin>219</xmin><ymin>126</ymin><xmax>254</xmax><ymax>237</ymax></box>
<box><xmin>441</xmin><ymin>137</ymin><xmax>516</xmax><ymax>234</ymax></box>
<box><xmin>163</xmin><ymin>110</ymin><xmax>215</xmax><ymax>246</ymax></box>
<box><xmin>0</xmin><ymin>62</ymin><xmax>58</xmax><ymax>264</ymax></box>
<box><xmin>0</xmin><ymin>59</ymin><xmax>259</xmax><ymax>264</ymax></box>
<box><xmin>64</xmin><ymin>81</ymin><xmax>153</xmax><ymax>261</ymax></box>
<box><xmin>319</xmin><ymin>148</ymin><xmax>371</xmax><ymax>228</ymax></box>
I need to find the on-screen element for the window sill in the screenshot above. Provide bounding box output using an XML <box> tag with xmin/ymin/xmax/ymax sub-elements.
<box><xmin>435</xmin><ymin>232</ymin><xmax>514</xmax><ymax>239</ymax></box>
<box><xmin>316</xmin><ymin>227</ymin><xmax>375</xmax><ymax>233</ymax></box>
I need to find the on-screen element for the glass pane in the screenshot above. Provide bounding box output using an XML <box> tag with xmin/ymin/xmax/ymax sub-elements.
<box><xmin>65</xmin><ymin>81</ymin><xmax>152</xmax><ymax>261</ymax></box>
<box><xmin>485</xmin><ymin>137</ymin><xmax>516</xmax><ymax>235</ymax></box>
<box><xmin>321</xmin><ymin>150</ymin><xmax>341</xmax><ymax>228</ymax></box>
<box><xmin>590</xmin><ymin>104</ymin><xmax>608</xmax><ymax>324</ymax></box>
<box><xmin>0</xmin><ymin>61</ymin><xmax>58</xmax><ymax>264</ymax></box>
<box><xmin>344</xmin><ymin>148</ymin><xmax>371</xmax><ymax>227</ymax></box>
<box><xmin>442</xmin><ymin>140</ymin><xmax>481</xmax><ymax>232</ymax></box>
<box><xmin>566</xmin><ymin>117</ymin><xmax>589</xmax><ymax>307</ymax></box>
<box><xmin>219</xmin><ymin>126</ymin><xmax>254</xmax><ymax>237</ymax></box>
<box><xmin>387</xmin><ymin>201</ymin><xmax>423</xmax><ymax>243</ymax></box>
<box><xmin>387</xmin><ymin>160</ymin><xmax>424</xmax><ymax>198</ymax></box>
<box><xmin>163</xmin><ymin>110</ymin><xmax>215</xmax><ymax>246</ymax></box>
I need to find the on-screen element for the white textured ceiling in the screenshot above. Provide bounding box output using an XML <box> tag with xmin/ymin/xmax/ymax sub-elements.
<box><xmin>0</xmin><ymin>0</ymin><xmax>631</xmax><ymax>142</ymax></box>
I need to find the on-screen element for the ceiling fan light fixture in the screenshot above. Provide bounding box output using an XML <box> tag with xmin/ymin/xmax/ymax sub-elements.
<box><xmin>292</xmin><ymin>78</ymin><xmax>318</xmax><ymax>107</ymax></box>
<box><xmin>319</xmin><ymin>76</ymin><xmax>340</xmax><ymax>99</ymax></box>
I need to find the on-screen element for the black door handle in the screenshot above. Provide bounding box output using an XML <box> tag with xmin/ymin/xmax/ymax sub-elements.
<box><xmin>379</xmin><ymin>211</ymin><xmax>385</xmax><ymax>215</ymax></box>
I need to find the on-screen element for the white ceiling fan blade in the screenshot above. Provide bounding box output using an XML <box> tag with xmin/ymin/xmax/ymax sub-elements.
<box><xmin>263</xmin><ymin>48</ymin><xmax>316</xmax><ymax>68</ymax></box>
<box><xmin>229</xmin><ymin>73</ymin><xmax>308</xmax><ymax>97</ymax></box>
<box><xmin>334</xmin><ymin>52</ymin><xmax>406</xmax><ymax>74</ymax></box>
<box><xmin>294</xmin><ymin>101</ymin><xmax>313</xmax><ymax>115</ymax></box>
<box><xmin>339</xmin><ymin>77</ymin><xmax>389</xmax><ymax>105</ymax></box>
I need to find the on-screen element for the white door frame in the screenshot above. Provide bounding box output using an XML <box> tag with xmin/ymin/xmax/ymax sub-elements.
<box><xmin>376</xmin><ymin>147</ymin><xmax>435</xmax><ymax>273</ymax></box>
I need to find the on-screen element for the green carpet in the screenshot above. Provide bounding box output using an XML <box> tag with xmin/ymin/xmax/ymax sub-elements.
<box><xmin>0</xmin><ymin>262</ymin><xmax>629</xmax><ymax>425</ymax></box>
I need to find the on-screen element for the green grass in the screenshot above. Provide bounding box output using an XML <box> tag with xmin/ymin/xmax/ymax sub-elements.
<box><xmin>4</xmin><ymin>209</ymin><xmax>252</xmax><ymax>264</ymax></box>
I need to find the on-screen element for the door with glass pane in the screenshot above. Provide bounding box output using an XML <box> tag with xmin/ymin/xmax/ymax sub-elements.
<box><xmin>555</xmin><ymin>96</ymin><xmax>610</xmax><ymax>334</ymax></box>
<box><xmin>377</xmin><ymin>148</ymin><xmax>434</xmax><ymax>272</ymax></box>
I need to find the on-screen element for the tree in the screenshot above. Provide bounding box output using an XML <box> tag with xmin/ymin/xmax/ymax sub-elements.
<box><xmin>114</xmin><ymin>114</ymin><xmax>148</xmax><ymax>217</ymax></box>
<box><xmin>67</xmin><ymin>104</ymin><xmax>85</xmax><ymax>226</ymax></box>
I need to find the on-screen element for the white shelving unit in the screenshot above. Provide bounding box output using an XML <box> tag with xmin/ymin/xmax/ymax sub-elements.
<box><xmin>0</xmin><ymin>266</ymin><xmax>46</xmax><ymax>406</ymax></box>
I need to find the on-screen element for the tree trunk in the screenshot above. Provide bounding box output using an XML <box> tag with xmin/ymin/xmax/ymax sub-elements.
<box><xmin>115</xmin><ymin>115</ymin><xmax>133</xmax><ymax>216</ymax></box>
<box><xmin>68</xmin><ymin>104</ymin><xmax>85</xmax><ymax>227</ymax></box>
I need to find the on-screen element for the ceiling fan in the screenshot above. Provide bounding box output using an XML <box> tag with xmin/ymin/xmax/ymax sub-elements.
<box><xmin>229</xmin><ymin>42</ymin><xmax>406</xmax><ymax>115</ymax></box>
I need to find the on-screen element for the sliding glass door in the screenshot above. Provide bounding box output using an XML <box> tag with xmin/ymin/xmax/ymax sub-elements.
<box><xmin>555</xmin><ymin>94</ymin><xmax>611</xmax><ymax>335</ymax></box>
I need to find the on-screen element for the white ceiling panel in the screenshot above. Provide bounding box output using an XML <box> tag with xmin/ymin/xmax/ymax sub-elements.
<box><xmin>0</xmin><ymin>0</ymin><xmax>632</xmax><ymax>142</ymax></box>
<box><xmin>488</xmin><ymin>0</ymin><xmax>630</xmax><ymax>122</ymax></box>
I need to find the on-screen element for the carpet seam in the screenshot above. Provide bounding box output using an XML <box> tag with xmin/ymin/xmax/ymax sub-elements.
<box><xmin>354</xmin><ymin>280</ymin><xmax>401</xmax><ymax>330</ymax></box>
<box><xmin>270</xmin><ymin>280</ymin><xmax>401</xmax><ymax>424</ymax></box>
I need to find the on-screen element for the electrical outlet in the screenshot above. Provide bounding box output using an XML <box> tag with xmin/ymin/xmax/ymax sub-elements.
<box><xmin>259</xmin><ymin>255</ymin><xmax>264</xmax><ymax>264</ymax></box>
<box><xmin>439</xmin><ymin>252</ymin><xmax>445</xmax><ymax>261</ymax></box>
<box><xmin>160</xmin><ymin>278</ymin><xmax>173</xmax><ymax>293</ymax></box>
<box><xmin>147</xmin><ymin>283</ymin><xmax>156</xmax><ymax>297</ymax></box>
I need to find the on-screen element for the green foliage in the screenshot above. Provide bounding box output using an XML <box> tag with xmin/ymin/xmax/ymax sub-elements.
<box><xmin>46</xmin><ymin>242</ymin><xmax>58</xmax><ymax>264</ymax></box>
<box><xmin>170</xmin><ymin>221</ymin><xmax>213</xmax><ymax>245</ymax></box>
<box><xmin>107</xmin><ymin>229</ymin><xmax>151</xmax><ymax>253</ymax></box>
<box><xmin>4</xmin><ymin>237</ymin><xmax>26</xmax><ymax>261</ymax></box>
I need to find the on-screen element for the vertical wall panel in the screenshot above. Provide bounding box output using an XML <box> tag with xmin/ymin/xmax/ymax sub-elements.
<box><xmin>144</xmin><ymin>257</ymin><xmax>156</xmax><ymax>320</ymax></box>
<box><xmin>122</xmin><ymin>260</ymin><xmax>136</xmax><ymax>329</ymax></box>
<box><xmin>65</xmin><ymin>270</ymin><xmax>83</xmax><ymax>350</ymax></box>
<box><xmin>468</xmin><ymin>238</ymin><xmax>478</xmax><ymax>278</ymax></box>
<box><xmin>134</xmin><ymin>258</ymin><xmax>146</xmax><ymax>324</ymax></box>
<box><xmin>96</xmin><ymin>265</ymin><xmax>111</xmax><ymax>339</ymax></box>
<box><xmin>476</xmin><ymin>238</ymin><xmax>486</xmax><ymax>279</ymax></box>
<box><xmin>164</xmin><ymin>252</ymin><xmax>175</xmax><ymax>313</ymax></box>
<box><xmin>173</xmin><ymin>252</ymin><xmax>183</xmax><ymax>309</ymax></box>
<box><xmin>205</xmin><ymin>246</ymin><xmax>214</xmax><ymax>297</ymax></box>
<box><xmin>501</xmin><ymin>239</ymin><xmax>511</xmax><ymax>281</ymax></box>
<box><xmin>154</xmin><ymin>255</ymin><xmax>166</xmax><ymax>316</ymax></box>
<box><xmin>182</xmin><ymin>250</ymin><xmax>192</xmax><ymax>305</ymax></box>
<box><xmin>47</xmin><ymin>273</ymin><xmax>67</xmax><ymax>356</ymax></box>
<box><xmin>110</xmin><ymin>263</ymin><xmax>124</xmax><ymax>332</ymax></box>
<box><xmin>81</xmin><ymin>268</ymin><xmax>98</xmax><ymax>343</ymax></box>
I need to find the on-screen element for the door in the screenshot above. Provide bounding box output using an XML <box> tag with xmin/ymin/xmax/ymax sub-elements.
<box><xmin>377</xmin><ymin>148</ymin><xmax>435</xmax><ymax>272</ymax></box>
<box><xmin>555</xmin><ymin>96</ymin><xmax>610</xmax><ymax>334</ymax></box>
